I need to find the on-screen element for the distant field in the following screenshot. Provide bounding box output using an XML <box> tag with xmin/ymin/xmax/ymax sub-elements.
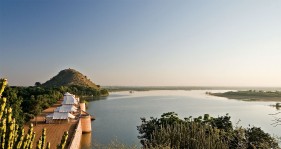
<box><xmin>209</xmin><ymin>90</ymin><xmax>281</xmax><ymax>101</ymax></box>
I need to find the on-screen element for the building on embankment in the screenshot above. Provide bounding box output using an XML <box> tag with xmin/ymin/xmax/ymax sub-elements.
<box><xmin>55</xmin><ymin>105</ymin><xmax>78</xmax><ymax>113</ymax></box>
<box><xmin>44</xmin><ymin>92</ymin><xmax>92</xmax><ymax>148</ymax></box>
<box><xmin>62</xmin><ymin>92</ymin><xmax>79</xmax><ymax>105</ymax></box>
<box><xmin>46</xmin><ymin>92</ymin><xmax>80</xmax><ymax>123</ymax></box>
<box><xmin>46</xmin><ymin>112</ymin><xmax>76</xmax><ymax>123</ymax></box>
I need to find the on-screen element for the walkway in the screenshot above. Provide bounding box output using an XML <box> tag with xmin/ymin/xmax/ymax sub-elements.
<box><xmin>24</xmin><ymin>99</ymin><xmax>78</xmax><ymax>149</ymax></box>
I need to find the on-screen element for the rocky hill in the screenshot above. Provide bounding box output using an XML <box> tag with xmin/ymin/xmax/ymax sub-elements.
<box><xmin>42</xmin><ymin>68</ymin><xmax>99</xmax><ymax>89</ymax></box>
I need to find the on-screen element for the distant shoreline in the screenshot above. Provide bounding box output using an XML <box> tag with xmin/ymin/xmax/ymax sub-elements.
<box><xmin>105</xmin><ymin>86</ymin><xmax>281</xmax><ymax>92</ymax></box>
<box><xmin>209</xmin><ymin>90</ymin><xmax>281</xmax><ymax>102</ymax></box>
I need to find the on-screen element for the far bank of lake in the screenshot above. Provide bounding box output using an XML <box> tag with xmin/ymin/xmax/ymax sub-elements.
<box><xmin>81</xmin><ymin>90</ymin><xmax>281</xmax><ymax>148</ymax></box>
<box><xmin>209</xmin><ymin>90</ymin><xmax>281</xmax><ymax>101</ymax></box>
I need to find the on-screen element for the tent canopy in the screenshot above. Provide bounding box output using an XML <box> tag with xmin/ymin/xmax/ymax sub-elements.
<box><xmin>62</xmin><ymin>94</ymin><xmax>78</xmax><ymax>105</ymax></box>
<box><xmin>47</xmin><ymin>112</ymin><xmax>75</xmax><ymax>120</ymax></box>
<box><xmin>54</xmin><ymin>105</ymin><xmax>78</xmax><ymax>113</ymax></box>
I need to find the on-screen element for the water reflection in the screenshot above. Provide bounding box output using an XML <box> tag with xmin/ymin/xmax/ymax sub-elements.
<box><xmin>81</xmin><ymin>96</ymin><xmax>108</xmax><ymax>101</ymax></box>
<box><xmin>269</xmin><ymin>102</ymin><xmax>281</xmax><ymax>110</ymax></box>
<box><xmin>80</xmin><ymin>133</ymin><xmax>91</xmax><ymax>149</ymax></box>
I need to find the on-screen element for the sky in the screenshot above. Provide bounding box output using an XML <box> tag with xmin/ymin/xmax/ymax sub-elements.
<box><xmin>1</xmin><ymin>0</ymin><xmax>281</xmax><ymax>87</ymax></box>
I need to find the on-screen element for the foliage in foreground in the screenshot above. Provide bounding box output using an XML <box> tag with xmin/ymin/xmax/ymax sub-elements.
<box><xmin>0</xmin><ymin>79</ymin><xmax>68</xmax><ymax>149</ymax></box>
<box><xmin>137</xmin><ymin>112</ymin><xmax>279</xmax><ymax>149</ymax></box>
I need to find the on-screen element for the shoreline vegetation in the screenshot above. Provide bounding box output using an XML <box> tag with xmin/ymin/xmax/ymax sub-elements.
<box><xmin>208</xmin><ymin>90</ymin><xmax>281</xmax><ymax>102</ymax></box>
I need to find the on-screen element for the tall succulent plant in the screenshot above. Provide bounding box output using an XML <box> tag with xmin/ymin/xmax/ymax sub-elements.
<box><xmin>0</xmin><ymin>78</ymin><xmax>69</xmax><ymax>149</ymax></box>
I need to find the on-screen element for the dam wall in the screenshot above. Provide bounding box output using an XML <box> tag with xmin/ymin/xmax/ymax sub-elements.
<box><xmin>80</xmin><ymin>103</ymin><xmax>86</xmax><ymax>112</ymax></box>
<box><xmin>80</xmin><ymin>113</ymin><xmax>92</xmax><ymax>133</ymax></box>
<box><xmin>68</xmin><ymin>120</ymin><xmax>82</xmax><ymax>149</ymax></box>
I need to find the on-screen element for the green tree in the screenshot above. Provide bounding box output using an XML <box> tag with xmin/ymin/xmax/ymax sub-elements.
<box><xmin>137</xmin><ymin>112</ymin><xmax>279</xmax><ymax>149</ymax></box>
<box><xmin>35</xmin><ymin>82</ymin><xmax>41</xmax><ymax>87</ymax></box>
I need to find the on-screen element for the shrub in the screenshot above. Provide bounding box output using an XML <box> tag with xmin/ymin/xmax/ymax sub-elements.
<box><xmin>137</xmin><ymin>112</ymin><xmax>279</xmax><ymax>149</ymax></box>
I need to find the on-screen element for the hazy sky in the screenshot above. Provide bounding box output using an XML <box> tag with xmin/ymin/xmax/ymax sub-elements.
<box><xmin>1</xmin><ymin>0</ymin><xmax>281</xmax><ymax>86</ymax></box>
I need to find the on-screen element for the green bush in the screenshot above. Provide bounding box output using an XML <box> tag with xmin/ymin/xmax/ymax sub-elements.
<box><xmin>137</xmin><ymin>112</ymin><xmax>279</xmax><ymax>149</ymax></box>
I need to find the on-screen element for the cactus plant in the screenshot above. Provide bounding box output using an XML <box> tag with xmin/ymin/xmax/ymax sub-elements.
<box><xmin>41</xmin><ymin>128</ymin><xmax>46</xmax><ymax>149</ymax></box>
<box><xmin>6</xmin><ymin>108</ymin><xmax>15</xmax><ymax>149</ymax></box>
<box><xmin>0</xmin><ymin>79</ymin><xmax>7</xmax><ymax>97</ymax></box>
<box><xmin>36</xmin><ymin>128</ymin><xmax>46</xmax><ymax>149</ymax></box>
<box><xmin>23</xmin><ymin>123</ymin><xmax>34</xmax><ymax>149</ymax></box>
<box><xmin>57</xmin><ymin>131</ymin><xmax>68</xmax><ymax>149</ymax></box>
<box><xmin>0</xmin><ymin>78</ymin><xmax>71</xmax><ymax>149</ymax></box>
<box><xmin>46</xmin><ymin>142</ymin><xmax>51</xmax><ymax>149</ymax></box>
<box><xmin>1</xmin><ymin>118</ymin><xmax>6</xmax><ymax>149</ymax></box>
<box><xmin>36</xmin><ymin>136</ymin><xmax>42</xmax><ymax>149</ymax></box>
<box><xmin>30</xmin><ymin>132</ymin><xmax>36</xmax><ymax>149</ymax></box>
<box><xmin>15</xmin><ymin>128</ymin><xmax>24</xmax><ymax>149</ymax></box>
<box><xmin>0</xmin><ymin>98</ymin><xmax>6</xmax><ymax>120</ymax></box>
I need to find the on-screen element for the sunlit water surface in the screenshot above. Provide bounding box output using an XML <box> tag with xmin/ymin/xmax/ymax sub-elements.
<box><xmin>81</xmin><ymin>90</ymin><xmax>280</xmax><ymax>148</ymax></box>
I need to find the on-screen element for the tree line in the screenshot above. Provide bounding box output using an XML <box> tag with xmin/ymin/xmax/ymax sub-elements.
<box><xmin>2</xmin><ymin>84</ymin><xmax>108</xmax><ymax>125</ymax></box>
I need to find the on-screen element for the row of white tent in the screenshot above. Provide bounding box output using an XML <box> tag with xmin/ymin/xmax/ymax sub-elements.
<box><xmin>46</xmin><ymin>112</ymin><xmax>75</xmax><ymax>120</ymax></box>
<box><xmin>46</xmin><ymin>92</ymin><xmax>79</xmax><ymax>122</ymax></box>
<box><xmin>62</xmin><ymin>92</ymin><xmax>79</xmax><ymax>105</ymax></box>
<box><xmin>55</xmin><ymin>105</ymin><xmax>78</xmax><ymax>113</ymax></box>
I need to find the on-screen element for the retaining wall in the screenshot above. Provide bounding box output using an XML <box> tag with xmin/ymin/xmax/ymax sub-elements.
<box><xmin>68</xmin><ymin>120</ymin><xmax>82</xmax><ymax>149</ymax></box>
<box><xmin>81</xmin><ymin>114</ymin><xmax>92</xmax><ymax>133</ymax></box>
<box><xmin>80</xmin><ymin>103</ymin><xmax>86</xmax><ymax>112</ymax></box>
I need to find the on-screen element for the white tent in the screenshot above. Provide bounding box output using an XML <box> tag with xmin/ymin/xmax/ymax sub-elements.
<box><xmin>46</xmin><ymin>113</ymin><xmax>53</xmax><ymax>118</ymax></box>
<box><xmin>47</xmin><ymin>112</ymin><xmax>75</xmax><ymax>120</ymax></box>
<box><xmin>64</xmin><ymin>92</ymin><xmax>72</xmax><ymax>96</ymax></box>
<box><xmin>45</xmin><ymin>112</ymin><xmax>75</xmax><ymax>123</ymax></box>
<box><xmin>54</xmin><ymin>105</ymin><xmax>78</xmax><ymax>113</ymax></box>
<box><xmin>62</xmin><ymin>92</ymin><xmax>78</xmax><ymax>105</ymax></box>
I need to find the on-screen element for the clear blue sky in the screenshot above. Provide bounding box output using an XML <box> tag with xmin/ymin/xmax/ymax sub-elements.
<box><xmin>1</xmin><ymin>0</ymin><xmax>281</xmax><ymax>86</ymax></box>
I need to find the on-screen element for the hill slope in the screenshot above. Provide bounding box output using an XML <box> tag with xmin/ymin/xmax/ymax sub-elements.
<box><xmin>42</xmin><ymin>68</ymin><xmax>99</xmax><ymax>89</ymax></box>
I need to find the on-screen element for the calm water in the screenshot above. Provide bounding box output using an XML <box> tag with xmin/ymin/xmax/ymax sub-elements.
<box><xmin>81</xmin><ymin>90</ymin><xmax>280</xmax><ymax>148</ymax></box>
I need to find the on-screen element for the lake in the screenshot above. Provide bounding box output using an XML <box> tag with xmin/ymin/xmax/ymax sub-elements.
<box><xmin>81</xmin><ymin>90</ymin><xmax>280</xmax><ymax>148</ymax></box>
